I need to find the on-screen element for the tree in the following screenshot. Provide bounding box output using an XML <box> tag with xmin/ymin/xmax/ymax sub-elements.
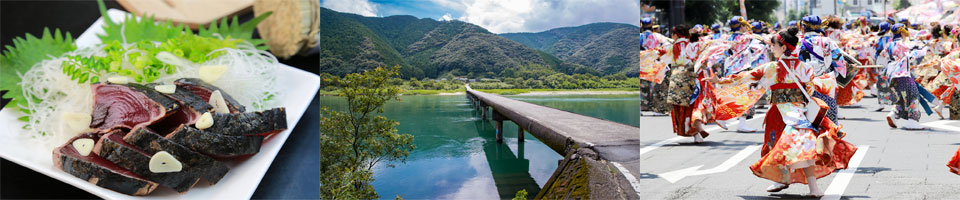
<box><xmin>786</xmin><ymin>7</ymin><xmax>809</xmax><ymax>22</ymax></box>
<box><xmin>513</xmin><ymin>189</ymin><xmax>528</xmax><ymax>200</ymax></box>
<box><xmin>645</xmin><ymin>0</ymin><xmax>780</xmax><ymax>25</ymax></box>
<box><xmin>893</xmin><ymin>0</ymin><xmax>911</xmax><ymax>10</ymax></box>
<box><xmin>320</xmin><ymin>66</ymin><xmax>417</xmax><ymax>199</ymax></box>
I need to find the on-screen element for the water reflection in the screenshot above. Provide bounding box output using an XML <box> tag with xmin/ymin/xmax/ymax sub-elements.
<box><xmin>320</xmin><ymin>95</ymin><xmax>634</xmax><ymax>199</ymax></box>
<box><xmin>348</xmin><ymin>96</ymin><xmax>560</xmax><ymax>199</ymax></box>
<box><xmin>473</xmin><ymin>118</ymin><xmax>540</xmax><ymax>198</ymax></box>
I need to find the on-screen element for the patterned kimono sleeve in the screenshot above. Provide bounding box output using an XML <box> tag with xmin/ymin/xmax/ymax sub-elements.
<box><xmin>724</xmin><ymin>61</ymin><xmax>776</xmax><ymax>87</ymax></box>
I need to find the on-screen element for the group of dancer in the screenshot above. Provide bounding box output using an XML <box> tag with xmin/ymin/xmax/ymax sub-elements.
<box><xmin>637</xmin><ymin>15</ymin><xmax>960</xmax><ymax>197</ymax></box>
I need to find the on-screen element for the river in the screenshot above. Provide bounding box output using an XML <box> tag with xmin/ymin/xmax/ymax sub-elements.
<box><xmin>319</xmin><ymin>94</ymin><xmax>641</xmax><ymax>199</ymax></box>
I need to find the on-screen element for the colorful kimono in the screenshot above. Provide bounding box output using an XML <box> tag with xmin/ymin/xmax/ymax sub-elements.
<box><xmin>874</xmin><ymin>35</ymin><xmax>896</xmax><ymax>105</ymax></box>
<box><xmin>719</xmin><ymin>32</ymin><xmax>768</xmax><ymax>119</ymax></box>
<box><xmin>834</xmin><ymin>31</ymin><xmax>873</xmax><ymax>106</ymax></box>
<box><xmin>722</xmin><ymin>57</ymin><xmax>857</xmax><ymax>184</ymax></box>
<box><xmin>921</xmin><ymin>38</ymin><xmax>955</xmax><ymax>102</ymax></box>
<box><xmin>938</xmin><ymin>50</ymin><xmax>960</xmax><ymax>119</ymax></box>
<box><xmin>797</xmin><ymin>32</ymin><xmax>845</xmax><ymax>121</ymax></box>
<box><xmin>664</xmin><ymin>38</ymin><xmax>716</xmax><ymax>136</ymax></box>
<box><xmin>722</xmin><ymin>32</ymin><xmax>764</xmax><ymax>76</ymax></box>
<box><xmin>879</xmin><ymin>38</ymin><xmax>927</xmax><ymax>120</ymax></box>
<box><xmin>639</xmin><ymin>31</ymin><xmax>673</xmax><ymax>114</ymax></box>
<box><xmin>724</xmin><ymin>34</ymin><xmax>770</xmax><ymax>75</ymax></box>
<box><xmin>950</xmin><ymin>146</ymin><xmax>960</xmax><ymax>175</ymax></box>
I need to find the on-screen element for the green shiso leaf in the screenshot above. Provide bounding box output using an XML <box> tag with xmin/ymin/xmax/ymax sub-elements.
<box><xmin>0</xmin><ymin>28</ymin><xmax>76</xmax><ymax>111</ymax></box>
<box><xmin>198</xmin><ymin>12</ymin><xmax>273</xmax><ymax>51</ymax></box>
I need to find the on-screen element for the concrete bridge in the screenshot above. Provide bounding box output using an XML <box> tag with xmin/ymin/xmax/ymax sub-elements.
<box><xmin>464</xmin><ymin>85</ymin><xmax>643</xmax><ymax>199</ymax></box>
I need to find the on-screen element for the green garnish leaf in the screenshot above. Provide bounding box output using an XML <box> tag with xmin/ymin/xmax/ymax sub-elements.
<box><xmin>198</xmin><ymin>12</ymin><xmax>273</xmax><ymax>51</ymax></box>
<box><xmin>95</xmin><ymin>0</ymin><xmax>189</xmax><ymax>44</ymax></box>
<box><xmin>0</xmin><ymin>28</ymin><xmax>76</xmax><ymax>111</ymax></box>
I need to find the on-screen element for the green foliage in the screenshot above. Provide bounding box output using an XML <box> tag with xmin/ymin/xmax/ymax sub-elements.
<box><xmin>320</xmin><ymin>66</ymin><xmax>416</xmax><ymax>199</ymax></box>
<box><xmin>646</xmin><ymin>0</ymin><xmax>779</xmax><ymax>25</ymax></box>
<box><xmin>513</xmin><ymin>189</ymin><xmax>528</xmax><ymax>200</ymax></box>
<box><xmin>0</xmin><ymin>28</ymin><xmax>76</xmax><ymax>111</ymax></box>
<box><xmin>197</xmin><ymin>12</ymin><xmax>272</xmax><ymax>51</ymax></box>
<box><xmin>786</xmin><ymin>8</ymin><xmax>810</xmax><ymax>22</ymax></box>
<box><xmin>503</xmin><ymin>23</ymin><xmax>644</xmax><ymax>75</ymax></box>
<box><xmin>468</xmin><ymin>64</ymin><xmax>639</xmax><ymax>90</ymax></box>
<box><xmin>536</xmin><ymin>50</ymin><xmax>562</xmax><ymax>69</ymax></box>
<box><xmin>894</xmin><ymin>0</ymin><xmax>911</xmax><ymax>10</ymax></box>
<box><xmin>320</xmin><ymin>8</ymin><xmax>555</xmax><ymax>79</ymax></box>
<box><xmin>722</xmin><ymin>0</ymin><xmax>780</xmax><ymax>24</ymax></box>
<box><xmin>320</xmin><ymin>8</ymin><xmax>413</xmax><ymax>78</ymax></box>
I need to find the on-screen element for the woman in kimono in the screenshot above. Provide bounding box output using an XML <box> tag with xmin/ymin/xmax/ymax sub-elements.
<box><xmin>878</xmin><ymin>24</ymin><xmax>929</xmax><ymax>130</ymax></box>
<box><xmin>835</xmin><ymin>19</ymin><xmax>875</xmax><ymax>108</ymax></box>
<box><xmin>873</xmin><ymin>22</ymin><xmax>897</xmax><ymax>111</ymax></box>
<box><xmin>939</xmin><ymin>30</ymin><xmax>960</xmax><ymax>175</ymax></box>
<box><xmin>795</xmin><ymin>16</ymin><xmax>853</xmax><ymax>123</ymax></box>
<box><xmin>922</xmin><ymin>25</ymin><xmax>954</xmax><ymax>118</ymax></box>
<box><xmin>719</xmin><ymin>27</ymin><xmax>858</xmax><ymax>197</ymax></box>
<box><xmin>663</xmin><ymin>24</ymin><xmax>715</xmax><ymax>143</ymax></box>
<box><xmin>717</xmin><ymin>16</ymin><xmax>763</xmax><ymax>133</ymax></box>
<box><xmin>638</xmin><ymin>17</ymin><xmax>673</xmax><ymax>116</ymax></box>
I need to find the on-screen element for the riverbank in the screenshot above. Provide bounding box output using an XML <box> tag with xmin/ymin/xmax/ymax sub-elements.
<box><xmin>318</xmin><ymin>89</ymin><xmax>465</xmax><ymax>96</ymax></box>
<box><xmin>318</xmin><ymin>88</ymin><xmax>640</xmax><ymax>96</ymax></box>
<box><xmin>475</xmin><ymin>88</ymin><xmax>640</xmax><ymax>95</ymax></box>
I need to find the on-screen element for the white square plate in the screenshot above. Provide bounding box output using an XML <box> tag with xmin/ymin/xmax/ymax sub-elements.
<box><xmin>0</xmin><ymin>9</ymin><xmax>320</xmax><ymax>199</ymax></box>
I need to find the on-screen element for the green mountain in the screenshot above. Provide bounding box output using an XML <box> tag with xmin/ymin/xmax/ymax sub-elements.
<box><xmin>320</xmin><ymin>8</ymin><xmax>558</xmax><ymax>79</ymax></box>
<box><xmin>500</xmin><ymin>23</ymin><xmax>646</xmax><ymax>75</ymax></box>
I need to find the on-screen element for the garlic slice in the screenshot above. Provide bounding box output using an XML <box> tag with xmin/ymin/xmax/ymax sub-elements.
<box><xmin>154</xmin><ymin>84</ymin><xmax>176</xmax><ymax>94</ymax></box>
<box><xmin>198</xmin><ymin>65</ymin><xmax>228</xmax><ymax>83</ymax></box>
<box><xmin>62</xmin><ymin>112</ymin><xmax>91</xmax><ymax>132</ymax></box>
<box><xmin>72</xmin><ymin>138</ymin><xmax>95</xmax><ymax>156</ymax></box>
<box><xmin>196</xmin><ymin>112</ymin><xmax>213</xmax><ymax>130</ymax></box>
<box><xmin>149</xmin><ymin>151</ymin><xmax>183</xmax><ymax>173</ymax></box>
<box><xmin>107</xmin><ymin>76</ymin><xmax>129</xmax><ymax>84</ymax></box>
<box><xmin>209</xmin><ymin>90</ymin><xmax>230</xmax><ymax>113</ymax></box>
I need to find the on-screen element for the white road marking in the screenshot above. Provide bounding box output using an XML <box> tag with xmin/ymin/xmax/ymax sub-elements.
<box><xmin>921</xmin><ymin>120</ymin><xmax>960</xmax><ymax>132</ymax></box>
<box><xmin>611</xmin><ymin>162</ymin><xmax>643</xmax><ymax>198</ymax></box>
<box><xmin>638</xmin><ymin>136</ymin><xmax>685</xmax><ymax>156</ymax></box>
<box><xmin>822</xmin><ymin>145</ymin><xmax>870</xmax><ymax>200</ymax></box>
<box><xmin>658</xmin><ymin>145</ymin><xmax>762</xmax><ymax>183</ymax></box>
<box><xmin>638</xmin><ymin>114</ymin><xmax>765</xmax><ymax>157</ymax></box>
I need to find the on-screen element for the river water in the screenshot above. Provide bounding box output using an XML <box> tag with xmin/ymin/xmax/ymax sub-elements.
<box><xmin>319</xmin><ymin>94</ymin><xmax>641</xmax><ymax>199</ymax></box>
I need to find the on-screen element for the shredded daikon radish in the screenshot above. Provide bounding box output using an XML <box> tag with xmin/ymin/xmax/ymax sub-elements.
<box><xmin>14</xmin><ymin>41</ymin><xmax>281</xmax><ymax>150</ymax></box>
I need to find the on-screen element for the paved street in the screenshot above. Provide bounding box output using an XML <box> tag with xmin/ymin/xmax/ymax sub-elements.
<box><xmin>631</xmin><ymin>97</ymin><xmax>960</xmax><ymax>199</ymax></box>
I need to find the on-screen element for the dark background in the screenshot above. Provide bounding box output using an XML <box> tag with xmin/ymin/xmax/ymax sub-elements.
<box><xmin>0</xmin><ymin>0</ymin><xmax>319</xmax><ymax>198</ymax></box>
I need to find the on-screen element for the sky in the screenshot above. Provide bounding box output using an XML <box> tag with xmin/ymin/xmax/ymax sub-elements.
<box><xmin>320</xmin><ymin>0</ymin><xmax>653</xmax><ymax>34</ymax></box>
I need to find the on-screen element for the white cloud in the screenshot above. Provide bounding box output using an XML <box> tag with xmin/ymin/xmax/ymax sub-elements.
<box><xmin>435</xmin><ymin>0</ymin><xmax>647</xmax><ymax>33</ymax></box>
<box><xmin>441</xmin><ymin>13</ymin><xmax>454</xmax><ymax>21</ymax></box>
<box><xmin>322</xmin><ymin>0</ymin><xmax>378</xmax><ymax>17</ymax></box>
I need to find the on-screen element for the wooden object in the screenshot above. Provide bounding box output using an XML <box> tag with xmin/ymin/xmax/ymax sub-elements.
<box><xmin>117</xmin><ymin>0</ymin><xmax>255</xmax><ymax>29</ymax></box>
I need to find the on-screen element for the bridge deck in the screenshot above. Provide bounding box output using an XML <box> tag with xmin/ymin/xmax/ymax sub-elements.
<box><xmin>465</xmin><ymin>85</ymin><xmax>641</xmax><ymax>158</ymax></box>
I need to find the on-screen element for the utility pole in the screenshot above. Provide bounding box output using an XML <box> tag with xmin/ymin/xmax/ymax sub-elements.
<box><xmin>834</xmin><ymin>0</ymin><xmax>838</xmax><ymax>16</ymax></box>
<box><xmin>669</xmin><ymin>0</ymin><xmax>684</xmax><ymax>29</ymax></box>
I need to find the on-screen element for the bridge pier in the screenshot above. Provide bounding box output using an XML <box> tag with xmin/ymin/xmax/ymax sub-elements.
<box><xmin>517</xmin><ymin>122</ymin><xmax>524</xmax><ymax>142</ymax></box>
<box><xmin>465</xmin><ymin>85</ymin><xmax>641</xmax><ymax>199</ymax></box>
<box><xmin>495</xmin><ymin>120</ymin><xmax>503</xmax><ymax>142</ymax></box>
<box><xmin>492</xmin><ymin>109</ymin><xmax>505</xmax><ymax>143</ymax></box>
<box><xmin>478</xmin><ymin>101</ymin><xmax>487</xmax><ymax>120</ymax></box>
